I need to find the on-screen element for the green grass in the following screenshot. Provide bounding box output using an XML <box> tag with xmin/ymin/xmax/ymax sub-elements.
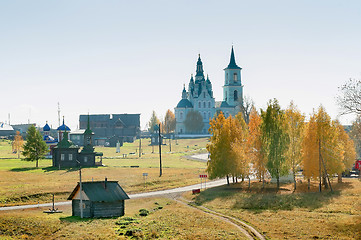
<box><xmin>0</xmin><ymin>138</ymin><xmax>209</xmax><ymax>206</ymax></box>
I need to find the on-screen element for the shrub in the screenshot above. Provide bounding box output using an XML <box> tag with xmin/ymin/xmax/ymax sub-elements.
<box><xmin>139</xmin><ymin>208</ymin><xmax>149</xmax><ymax>216</ymax></box>
<box><xmin>115</xmin><ymin>216</ymin><xmax>138</xmax><ymax>226</ymax></box>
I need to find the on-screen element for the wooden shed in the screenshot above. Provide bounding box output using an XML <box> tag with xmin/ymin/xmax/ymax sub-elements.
<box><xmin>67</xmin><ymin>179</ymin><xmax>129</xmax><ymax>218</ymax></box>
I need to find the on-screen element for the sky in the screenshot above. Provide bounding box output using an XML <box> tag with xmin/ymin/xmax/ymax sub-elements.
<box><xmin>1</xmin><ymin>1</ymin><xmax>361</xmax><ymax>130</ymax></box>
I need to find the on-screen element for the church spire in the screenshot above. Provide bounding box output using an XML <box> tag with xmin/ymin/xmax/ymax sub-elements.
<box><xmin>182</xmin><ymin>84</ymin><xmax>187</xmax><ymax>99</ymax></box>
<box><xmin>225</xmin><ymin>46</ymin><xmax>241</xmax><ymax>70</ymax></box>
<box><xmin>195</xmin><ymin>54</ymin><xmax>205</xmax><ymax>78</ymax></box>
<box><xmin>84</xmin><ymin>114</ymin><xmax>93</xmax><ymax>135</ymax></box>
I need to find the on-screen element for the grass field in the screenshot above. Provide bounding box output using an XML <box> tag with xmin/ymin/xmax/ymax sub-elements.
<box><xmin>2</xmin><ymin>138</ymin><xmax>361</xmax><ymax>239</ymax></box>
<box><xmin>0</xmin><ymin>138</ymin><xmax>208</xmax><ymax>206</ymax></box>
<box><xmin>0</xmin><ymin>197</ymin><xmax>247</xmax><ymax>240</ymax></box>
<box><xmin>185</xmin><ymin>178</ymin><xmax>361</xmax><ymax>240</ymax></box>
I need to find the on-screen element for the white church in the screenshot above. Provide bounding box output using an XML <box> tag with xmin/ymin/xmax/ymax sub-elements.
<box><xmin>174</xmin><ymin>47</ymin><xmax>244</xmax><ymax>135</ymax></box>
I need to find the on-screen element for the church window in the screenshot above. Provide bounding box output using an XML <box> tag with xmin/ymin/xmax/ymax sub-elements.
<box><xmin>203</xmin><ymin>112</ymin><xmax>206</xmax><ymax>119</ymax></box>
<box><xmin>69</xmin><ymin>154</ymin><xmax>73</xmax><ymax>161</ymax></box>
<box><xmin>203</xmin><ymin>102</ymin><xmax>206</xmax><ymax>108</ymax></box>
<box><xmin>203</xmin><ymin>92</ymin><xmax>205</xmax><ymax>98</ymax></box>
<box><xmin>61</xmin><ymin>154</ymin><xmax>65</xmax><ymax>161</ymax></box>
<box><xmin>234</xmin><ymin>90</ymin><xmax>238</xmax><ymax>101</ymax></box>
<box><xmin>180</xmin><ymin>112</ymin><xmax>183</xmax><ymax>120</ymax></box>
<box><xmin>208</xmin><ymin>112</ymin><xmax>211</xmax><ymax>119</ymax></box>
<box><xmin>199</xmin><ymin>102</ymin><xmax>201</xmax><ymax>108</ymax></box>
<box><xmin>208</xmin><ymin>101</ymin><xmax>211</xmax><ymax>108</ymax></box>
<box><xmin>226</xmin><ymin>73</ymin><xmax>229</xmax><ymax>84</ymax></box>
<box><xmin>234</xmin><ymin>73</ymin><xmax>237</xmax><ymax>82</ymax></box>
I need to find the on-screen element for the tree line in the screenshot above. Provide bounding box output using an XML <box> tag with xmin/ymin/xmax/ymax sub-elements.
<box><xmin>207</xmin><ymin>99</ymin><xmax>356</xmax><ymax>190</ymax></box>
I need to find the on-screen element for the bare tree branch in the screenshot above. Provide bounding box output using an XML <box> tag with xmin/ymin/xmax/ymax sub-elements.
<box><xmin>337</xmin><ymin>78</ymin><xmax>361</xmax><ymax>115</ymax></box>
<box><xmin>239</xmin><ymin>95</ymin><xmax>255</xmax><ymax>124</ymax></box>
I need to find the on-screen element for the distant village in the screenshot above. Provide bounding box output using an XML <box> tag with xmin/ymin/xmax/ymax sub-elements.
<box><xmin>0</xmin><ymin>113</ymin><xmax>141</xmax><ymax>146</ymax></box>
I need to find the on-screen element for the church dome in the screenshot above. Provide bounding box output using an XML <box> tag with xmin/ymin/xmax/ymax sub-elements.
<box><xmin>43</xmin><ymin>123</ymin><xmax>51</xmax><ymax>132</ymax></box>
<box><xmin>176</xmin><ymin>99</ymin><xmax>193</xmax><ymax>108</ymax></box>
<box><xmin>57</xmin><ymin>123</ymin><xmax>71</xmax><ymax>131</ymax></box>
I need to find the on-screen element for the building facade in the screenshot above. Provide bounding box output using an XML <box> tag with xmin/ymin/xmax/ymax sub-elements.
<box><xmin>52</xmin><ymin>117</ymin><xmax>103</xmax><ymax>168</ymax></box>
<box><xmin>175</xmin><ymin>47</ymin><xmax>243</xmax><ymax>134</ymax></box>
<box><xmin>79</xmin><ymin>114</ymin><xmax>140</xmax><ymax>146</ymax></box>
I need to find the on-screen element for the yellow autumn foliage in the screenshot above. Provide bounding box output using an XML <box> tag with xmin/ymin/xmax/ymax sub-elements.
<box><xmin>247</xmin><ymin>108</ymin><xmax>267</xmax><ymax>181</ymax></box>
<box><xmin>302</xmin><ymin>106</ymin><xmax>355</xmax><ymax>181</ymax></box>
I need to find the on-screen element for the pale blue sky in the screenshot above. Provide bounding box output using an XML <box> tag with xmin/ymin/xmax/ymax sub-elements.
<box><xmin>1</xmin><ymin>1</ymin><xmax>361</xmax><ymax>129</ymax></box>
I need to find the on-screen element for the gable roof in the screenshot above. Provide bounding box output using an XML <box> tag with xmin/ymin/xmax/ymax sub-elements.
<box><xmin>67</xmin><ymin>181</ymin><xmax>129</xmax><ymax>202</ymax></box>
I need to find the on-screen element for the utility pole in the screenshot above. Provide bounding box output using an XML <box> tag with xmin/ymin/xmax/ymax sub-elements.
<box><xmin>319</xmin><ymin>140</ymin><xmax>322</xmax><ymax>192</ymax></box>
<box><xmin>76</xmin><ymin>160</ymin><xmax>83</xmax><ymax>219</ymax></box>
<box><xmin>139</xmin><ymin>132</ymin><xmax>142</xmax><ymax>158</ymax></box>
<box><xmin>57</xmin><ymin>102</ymin><xmax>61</xmax><ymax>127</ymax></box>
<box><xmin>158</xmin><ymin>123</ymin><xmax>162</xmax><ymax>177</ymax></box>
<box><xmin>79</xmin><ymin>166</ymin><xmax>83</xmax><ymax>218</ymax></box>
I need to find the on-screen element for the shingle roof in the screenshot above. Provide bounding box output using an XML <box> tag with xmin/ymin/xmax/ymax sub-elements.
<box><xmin>67</xmin><ymin>181</ymin><xmax>129</xmax><ymax>202</ymax></box>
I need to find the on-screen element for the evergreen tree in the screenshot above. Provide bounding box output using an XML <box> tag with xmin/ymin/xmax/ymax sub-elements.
<box><xmin>261</xmin><ymin>99</ymin><xmax>289</xmax><ymax>188</ymax></box>
<box><xmin>22</xmin><ymin>125</ymin><xmax>48</xmax><ymax>168</ymax></box>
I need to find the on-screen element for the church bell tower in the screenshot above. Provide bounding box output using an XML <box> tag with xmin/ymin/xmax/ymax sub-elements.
<box><xmin>223</xmin><ymin>46</ymin><xmax>243</xmax><ymax>107</ymax></box>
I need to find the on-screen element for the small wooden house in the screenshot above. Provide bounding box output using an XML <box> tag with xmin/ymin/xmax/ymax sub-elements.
<box><xmin>67</xmin><ymin>179</ymin><xmax>129</xmax><ymax>218</ymax></box>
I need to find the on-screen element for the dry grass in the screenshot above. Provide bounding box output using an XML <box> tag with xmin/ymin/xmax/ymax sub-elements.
<box><xmin>0</xmin><ymin>138</ymin><xmax>208</xmax><ymax>206</ymax></box>
<box><xmin>0</xmin><ymin>196</ymin><xmax>247</xmax><ymax>240</ymax></box>
<box><xmin>187</xmin><ymin>178</ymin><xmax>361</xmax><ymax>240</ymax></box>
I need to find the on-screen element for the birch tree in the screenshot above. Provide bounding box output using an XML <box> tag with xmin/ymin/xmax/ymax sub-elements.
<box><xmin>285</xmin><ymin>101</ymin><xmax>305</xmax><ymax>190</ymax></box>
<box><xmin>261</xmin><ymin>99</ymin><xmax>289</xmax><ymax>188</ymax></box>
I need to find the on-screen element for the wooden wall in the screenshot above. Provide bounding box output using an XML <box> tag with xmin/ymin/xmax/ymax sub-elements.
<box><xmin>71</xmin><ymin>200</ymin><xmax>125</xmax><ymax>218</ymax></box>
